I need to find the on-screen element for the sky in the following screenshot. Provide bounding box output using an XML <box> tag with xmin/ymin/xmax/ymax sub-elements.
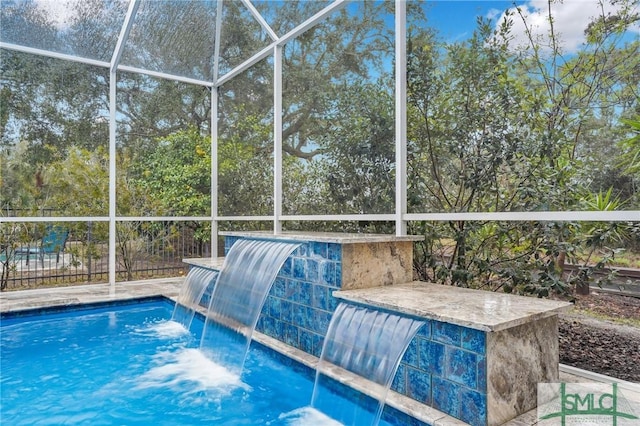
<box><xmin>31</xmin><ymin>0</ymin><xmax>640</xmax><ymax>56</ymax></box>
<box><xmin>428</xmin><ymin>0</ymin><xmax>639</xmax><ymax>53</ymax></box>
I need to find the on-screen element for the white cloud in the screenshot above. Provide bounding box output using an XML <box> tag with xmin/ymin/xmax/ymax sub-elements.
<box><xmin>494</xmin><ymin>0</ymin><xmax>640</xmax><ymax>53</ymax></box>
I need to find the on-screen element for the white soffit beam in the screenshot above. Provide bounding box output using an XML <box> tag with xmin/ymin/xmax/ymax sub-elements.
<box><xmin>241</xmin><ymin>0</ymin><xmax>279</xmax><ymax>41</ymax></box>
<box><xmin>0</xmin><ymin>42</ymin><xmax>109</xmax><ymax>68</ymax></box>
<box><xmin>117</xmin><ymin>64</ymin><xmax>214</xmax><ymax>87</ymax></box>
<box><xmin>110</xmin><ymin>0</ymin><xmax>140</xmax><ymax>72</ymax></box>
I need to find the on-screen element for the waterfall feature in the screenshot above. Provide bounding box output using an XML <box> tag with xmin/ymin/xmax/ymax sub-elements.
<box><xmin>312</xmin><ymin>303</ymin><xmax>425</xmax><ymax>426</ymax></box>
<box><xmin>171</xmin><ymin>267</ymin><xmax>218</xmax><ymax>331</ymax></box>
<box><xmin>199</xmin><ymin>238</ymin><xmax>300</xmax><ymax>374</ymax></box>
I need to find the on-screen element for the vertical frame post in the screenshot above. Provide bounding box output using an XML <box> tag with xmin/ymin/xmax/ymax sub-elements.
<box><xmin>211</xmin><ymin>0</ymin><xmax>223</xmax><ymax>257</ymax></box>
<box><xmin>108</xmin><ymin>0</ymin><xmax>140</xmax><ymax>292</ymax></box>
<box><xmin>273</xmin><ymin>45</ymin><xmax>283</xmax><ymax>234</ymax></box>
<box><xmin>395</xmin><ymin>0</ymin><xmax>408</xmax><ymax>236</ymax></box>
<box><xmin>108</xmin><ymin>71</ymin><xmax>117</xmax><ymax>293</ymax></box>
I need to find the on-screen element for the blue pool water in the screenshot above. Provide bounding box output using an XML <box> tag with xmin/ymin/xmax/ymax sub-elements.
<box><xmin>0</xmin><ymin>299</ymin><xmax>399</xmax><ymax>425</ymax></box>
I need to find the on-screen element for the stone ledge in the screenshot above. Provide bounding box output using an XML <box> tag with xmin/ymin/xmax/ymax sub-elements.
<box><xmin>219</xmin><ymin>231</ymin><xmax>424</xmax><ymax>244</ymax></box>
<box><xmin>334</xmin><ymin>281</ymin><xmax>572</xmax><ymax>332</ymax></box>
<box><xmin>182</xmin><ymin>257</ymin><xmax>225</xmax><ymax>271</ymax></box>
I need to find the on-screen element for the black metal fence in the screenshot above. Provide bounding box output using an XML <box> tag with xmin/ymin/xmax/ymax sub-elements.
<box><xmin>1</xmin><ymin>218</ymin><xmax>211</xmax><ymax>291</ymax></box>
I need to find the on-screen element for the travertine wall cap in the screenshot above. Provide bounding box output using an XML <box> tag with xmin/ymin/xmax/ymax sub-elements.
<box><xmin>183</xmin><ymin>257</ymin><xmax>225</xmax><ymax>271</ymax></box>
<box><xmin>334</xmin><ymin>282</ymin><xmax>573</xmax><ymax>332</ymax></box>
<box><xmin>218</xmin><ymin>231</ymin><xmax>424</xmax><ymax>243</ymax></box>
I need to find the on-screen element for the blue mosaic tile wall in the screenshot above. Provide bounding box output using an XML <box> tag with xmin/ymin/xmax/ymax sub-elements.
<box><xmin>393</xmin><ymin>320</ymin><xmax>487</xmax><ymax>426</ymax></box>
<box><xmin>224</xmin><ymin>236</ymin><xmax>342</xmax><ymax>358</ymax></box>
<box><xmin>219</xmin><ymin>236</ymin><xmax>488</xmax><ymax>426</ymax></box>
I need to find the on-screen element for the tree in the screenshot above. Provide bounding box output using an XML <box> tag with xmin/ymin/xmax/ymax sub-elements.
<box><xmin>407</xmin><ymin>1</ymin><xmax>639</xmax><ymax>295</ymax></box>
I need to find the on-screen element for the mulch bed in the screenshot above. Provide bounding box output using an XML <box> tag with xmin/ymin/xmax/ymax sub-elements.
<box><xmin>558</xmin><ymin>292</ymin><xmax>640</xmax><ymax>382</ymax></box>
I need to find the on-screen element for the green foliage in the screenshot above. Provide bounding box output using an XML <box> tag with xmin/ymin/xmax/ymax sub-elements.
<box><xmin>134</xmin><ymin>128</ymin><xmax>211</xmax><ymax>217</ymax></box>
<box><xmin>406</xmin><ymin>1</ymin><xmax>639</xmax><ymax>296</ymax></box>
<box><xmin>618</xmin><ymin>117</ymin><xmax>640</xmax><ymax>175</ymax></box>
<box><xmin>1</xmin><ymin>0</ymin><xmax>638</xmax><ymax>296</ymax></box>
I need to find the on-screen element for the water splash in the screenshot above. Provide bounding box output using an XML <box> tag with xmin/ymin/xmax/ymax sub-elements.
<box><xmin>134</xmin><ymin>320</ymin><xmax>191</xmax><ymax>340</ymax></box>
<box><xmin>172</xmin><ymin>267</ymin><xmax>218</xmax><ymax>331</ymax></box>
<box><xmin>200</xmin><ymin>239</ymin><xmax>300</xmax><ymax>375</ymax></box>
<box><xmin>135</xmin><ymin>348</ymin><xmax>248</xmax><ymax>396</ymax></box>
<box><xmin>277</xmin><ymin>406</ymin><xmax>344</xmax><ymax>426</ymax></box>
<box><xmin>312</xmin><ymin>303</ymin><xmax>424</xmax><ymax>426</ymax></box>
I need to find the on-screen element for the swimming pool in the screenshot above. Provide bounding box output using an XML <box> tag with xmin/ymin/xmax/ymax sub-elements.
<box><xmin>0</xmin><ymin>298</ymin><xmax>404</xmax><ymax>425</ymax></box>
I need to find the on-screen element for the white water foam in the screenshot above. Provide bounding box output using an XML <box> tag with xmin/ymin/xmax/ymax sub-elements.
<box><xmin>276</xmin><ymin>406</ymin><xmax>343</xmax><ymax>426</ymax></box>
<box><xmin>130</xmin><ymin>319</ymin><xmax>191</xmax><ymax>340</ymax></box>
<box><xmin>134</xmin><ymin>348</ymin><xmax>249</xmax><ymax>396</ymax></box>
<box><xmin>148</xmin><ymin>320</ymin><xmax>191</xmax><ymax>339</ymax></box>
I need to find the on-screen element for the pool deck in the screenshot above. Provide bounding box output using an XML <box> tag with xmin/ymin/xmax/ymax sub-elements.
<box><xmin>1</xmin><ymin>280</ymin><xmax>638</xmax><ymax>426</ymax></box>
<box><xmin>0</xmin><ymin>278</ymin><xmax>182</xmax><ymax>313</ymax></box>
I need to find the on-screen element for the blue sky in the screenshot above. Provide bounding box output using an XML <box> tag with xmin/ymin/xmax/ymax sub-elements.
<box><xmin>423</xmin><ymin>0</ymin><xmax>640</xmax><ymax>53</ymax></box>
<box><xmin>424</xmin><ymin>1</ymin><xmax>512</xmax><ymax>42</ymax></box>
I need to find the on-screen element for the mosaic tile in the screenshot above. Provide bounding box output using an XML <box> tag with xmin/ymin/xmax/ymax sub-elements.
<box><xmin>459</xmin><ymin>387</ymin><xmax>487</xmax><ymax>426</ymax></box>
<box><xmin>327</xmin><ymin>292</ymin><xmax>339</xmax><ymax>311</ymax></box>
<box><xmin>391</xmin><ymin>363</ymin><xmax>407</xmax><ymax>394</ymax></box>
<box><xmin>294</xmin><ymin>243</ymin><xmax>308</xmax><ymax>257</ymax></box>
<box><xmin>328</xmin><ymin>243</ymin><xmax>341</xmax><ymax>261</ymax></box>
<box><xmin>272</xmin><ymin>278</ymin><xmax>286</xmax><ymax>298</ymax></box>
<box><xmin>259</xmin><ymin>315</ymin><xmax>277</xmax><ymax>337</ymax></box>
<box><xmin>477</xmin><ymin>356</ymin><xmax>487</xmax><ymax>393</ymax></box>
<box><xmin>312</xmin><ymin>285</ymin><xmax>328</xmax><ymax>310</ymax></box>
<box><xmin>402</xmin><ymin>338</ymin><xmax>420</xmax><ymax>368</ymax></box>
<box><xmin>283</xmin><ymin>323</ymin><xmax>299</xmax><ymax>347</ymax></box>
<box><xmin>334</xmin><ymin>262</ymin><xmax>342</xmax><ymax>288</ymax></box>
<box><xmin>310</xmin><ymin>241</ymin><xmax>328</xmax><ymax>259</ymax></box>
<box><xmin>293</xmin><ymin>258</ymin><xmax>306</xmax><ymax>280</ymax></box>
<box><xmin>446</xmin><ymin>347</ymin><xmax>477</xmax><ymax>388</ymax></box>
<box><xmin>272</xmin><ymin>318</ymin><xmax>284</xmax><ymax>339</ymax></box>
<box><xmin>461</xmin><ymin>327</ymin><xmax>486</xmax><ymax>355</ymax></box>
<box><xmin>280</xmin><ymin>300</ymin><xmax>294</xmax><ymax>323</ymax></box>
<box><xmin>280</xmin><ymin>258</ymin><xmax>292</xmax><ymax>278</ymax></box>
<box><xmin>432</xmin><ymin>377</ymin><xmax>461</xmax><ymax>419</ymax></box>
<box><xmin>285</xmin><ymin>280</ymin><xmax>299</xmax><ymax>302</ymax></box>
<box><xmin>267</xmin><ymin>296</ymin><xmax>281</xmax><ymax>319</ymax></box>
<box><xmin>312</xmin><ymin>309</ymin><xmax>332</xmax><ymax>335</ymax></box>
<box><xmin>418</xmin><ymin>339</ymin><xmax>445</xmax><ymax>377</ymax></box>
<box><xmin>416</xmin><ymin>321</ymin><xmax>431</xmax><ymax>339</ymax></box>
<box><xmin>322</xmin><ymin>261</ymin><xmax>336</xmax><ymax>286</ymax></box>
<box><xmin>299</xmin><ymin>281</ymin><xmax>313</xmax><ymax>306</ymax></box>
<box><xmin>406</xmin><ymin>366</ymin><xmax>431</xmax><ymax>404</ymax></box>
<box><xmin>293</xmin><ymin>303</ymin><xmax>309</xmax><ymax>329</ymax></box>
<box><xmin>432</xmin><ymin>321</ymin><xmax>462</xmax><ymax>346</ymax></box>
<box><xmin>306</xmin><ymin>258</ymin><xmax>319</xmax><ymax>281</ymax></box>
<box><xmin>299</xmin><ymin>329</ymin><xmax>316</xmax><ymax>356</ymax></box>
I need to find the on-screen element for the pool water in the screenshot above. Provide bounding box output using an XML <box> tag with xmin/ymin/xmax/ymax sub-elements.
<box><xmin>0</xmin><ymin>300</ymin><xmax>395</xmax><ymax>425</ymax></box>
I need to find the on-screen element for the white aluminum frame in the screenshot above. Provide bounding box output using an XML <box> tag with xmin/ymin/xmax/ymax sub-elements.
<box><xmin>1</xmin><ymin>0</ymin><xmax>638</xmax><ymax>292</ymax></box>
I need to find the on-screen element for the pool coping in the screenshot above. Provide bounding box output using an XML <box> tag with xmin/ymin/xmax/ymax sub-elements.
<box><xmin>334</xmin><ymin>282</ymin><xmax>573</xmax><ymax>332</ymax></box>
<box><xmin>219</xmin><ymin>231</ymin><xmax>424</xmax><ymax>244</ymax></box>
